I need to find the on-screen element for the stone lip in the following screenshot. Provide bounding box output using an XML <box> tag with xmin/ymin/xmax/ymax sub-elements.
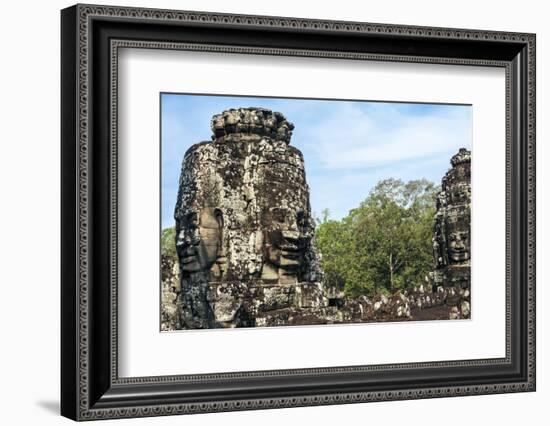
<box><xmin>450</xmin><ymin>147</ymin><xmax>471</xmax><ymax>166</ymax></box>
<box><xmin>210</xmin><ymin>107</ymin><xmax>295</xmax><ymax>143</ymax></box>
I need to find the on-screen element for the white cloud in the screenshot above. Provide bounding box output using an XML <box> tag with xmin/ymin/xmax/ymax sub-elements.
<box><xmin>300</xmin><ymin>102</ymin><xmax>471</xmax><ymax>170</ymax></box>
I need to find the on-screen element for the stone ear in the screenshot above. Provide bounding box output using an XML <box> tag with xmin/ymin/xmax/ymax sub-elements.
<box><xmin>214</xmin><ymin>208</ymin><xmax>223</xmax><ymax>229</ymax></box>
<box><xmin>213</xmin><ymin>209</ymin><xmax>225</xmax><ymax>260</ymax></box>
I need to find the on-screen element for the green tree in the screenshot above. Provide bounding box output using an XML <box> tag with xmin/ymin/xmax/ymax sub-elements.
<box><xmin>161</xmin><ymin>226</ymin><xmax>177</xmax><ymax>260</ymax></box>
<box><xmin>315</xmin><ymin>178</ymin><xmax>437</xmax><ymax>297</ymax></box>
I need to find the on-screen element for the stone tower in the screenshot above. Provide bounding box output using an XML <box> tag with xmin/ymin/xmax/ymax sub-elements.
<box><xmin>174</xmin><ymin>108</ymin><xmax>325</xmax><ymax>328</ymax></box>
<box><xmin>431</xmin><ymin>148</ymin><xmax>471</xmax><ymax>314</ymax></box>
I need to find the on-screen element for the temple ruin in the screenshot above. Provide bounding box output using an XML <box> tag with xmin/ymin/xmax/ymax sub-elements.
<box><xmin>430</xmin><ymin>148</ymin><xmax>471</xmax><ymax>318</ymax></box>
<box><xmin>161</xmin><ymin>108</ymin><xmax>472</xmax><ymax>330</ymax></box>
<box><xmin>404</xmin><ymin>148</ymin><xmax>471</xmax><ymax>319</ymax></box>
<box><xmin>174</xmin><ymin>108</ymin><xmax>333</xmax><ymax>328</ymax></box>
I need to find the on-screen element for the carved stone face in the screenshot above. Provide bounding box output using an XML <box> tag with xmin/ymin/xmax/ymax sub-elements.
<box><xmin>176</xmin><ymin>208</ymin><xmax>223</xmax><ymax>273</ymax></box>
<box><xmin>264</xmin><ymin>208</ymin><xmax>309</xmax><ymax>271</ymax></box>
<box><xmin>447</xmin><ymin>228</ymin><xmax>470</xmax><ymax>263</ymax></box>
<box><xmin>258</xmin><ymin>153</ymin><xmax>313</xmax><ymax>283</ymax></box>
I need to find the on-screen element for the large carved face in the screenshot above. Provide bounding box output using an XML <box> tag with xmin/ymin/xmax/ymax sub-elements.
<box><xmin>264</xmin><ymin>207</ymin><xmax>310</xmax><ymax>270</ymax></box>
<box><xmin>258</xmin><ymin>152</ymin><xmax>313</xmax><ymax>283</ymax></box>
<box><xmin>446</xmin><ymin>225</ymin><xmax>470</xmax><ymax>263</ymax></box>
<box><xmin>175</xmin><ymin>208</ymin><xmax>223</xmax><ymax>273</ymax></box>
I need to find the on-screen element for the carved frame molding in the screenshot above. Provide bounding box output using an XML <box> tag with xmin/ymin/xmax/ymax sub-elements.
<box><xmin>61</xmin><ymin>3</ymin><xmax>535</xmax><ymax>421</ymax></box>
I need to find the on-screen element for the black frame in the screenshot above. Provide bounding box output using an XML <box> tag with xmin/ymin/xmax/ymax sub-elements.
<box><xmin>61</xmin><ymin>4</ymin><xmax>536</xmax><ymax>421</ymax></box>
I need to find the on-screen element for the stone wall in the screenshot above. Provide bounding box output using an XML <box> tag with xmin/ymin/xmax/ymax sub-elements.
<box><xmin>161</xmin><ymin>253</ymin><xmax>181</xmax><ymax>331</ymax></box>
<box><xmin>404</xmin><ymin>283</ymin><xmax>471</xmax><ymax>319</ymax></box>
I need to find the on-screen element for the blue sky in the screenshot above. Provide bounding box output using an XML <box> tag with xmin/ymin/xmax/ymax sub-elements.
<box><xmin>161</xmin><ymin>94</ymin><xmax>472</xmax><ymax>229</ymax></box>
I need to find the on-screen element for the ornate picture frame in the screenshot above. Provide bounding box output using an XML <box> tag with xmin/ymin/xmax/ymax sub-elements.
<box><xmin>61</xmin><ymin>4</ymin><xmax>535</xmax><ymax>420</ymax></box>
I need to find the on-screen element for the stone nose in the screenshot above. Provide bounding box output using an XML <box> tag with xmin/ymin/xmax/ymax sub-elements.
<box><xmin>453</xmin><ymin>236</ymin><xmax>465</xmax><ymax>249</ymax></box>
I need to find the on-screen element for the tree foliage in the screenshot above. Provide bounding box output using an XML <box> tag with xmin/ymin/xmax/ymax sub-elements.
<box><xmin>316</xmin><ymin>178</ymin><xmax>437</xmax><ymax>297</ymax></box>
<box><xmin>161</xmin><ymin>226</ymin><xmax>177</xmax><ymax>259</ymax></box>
